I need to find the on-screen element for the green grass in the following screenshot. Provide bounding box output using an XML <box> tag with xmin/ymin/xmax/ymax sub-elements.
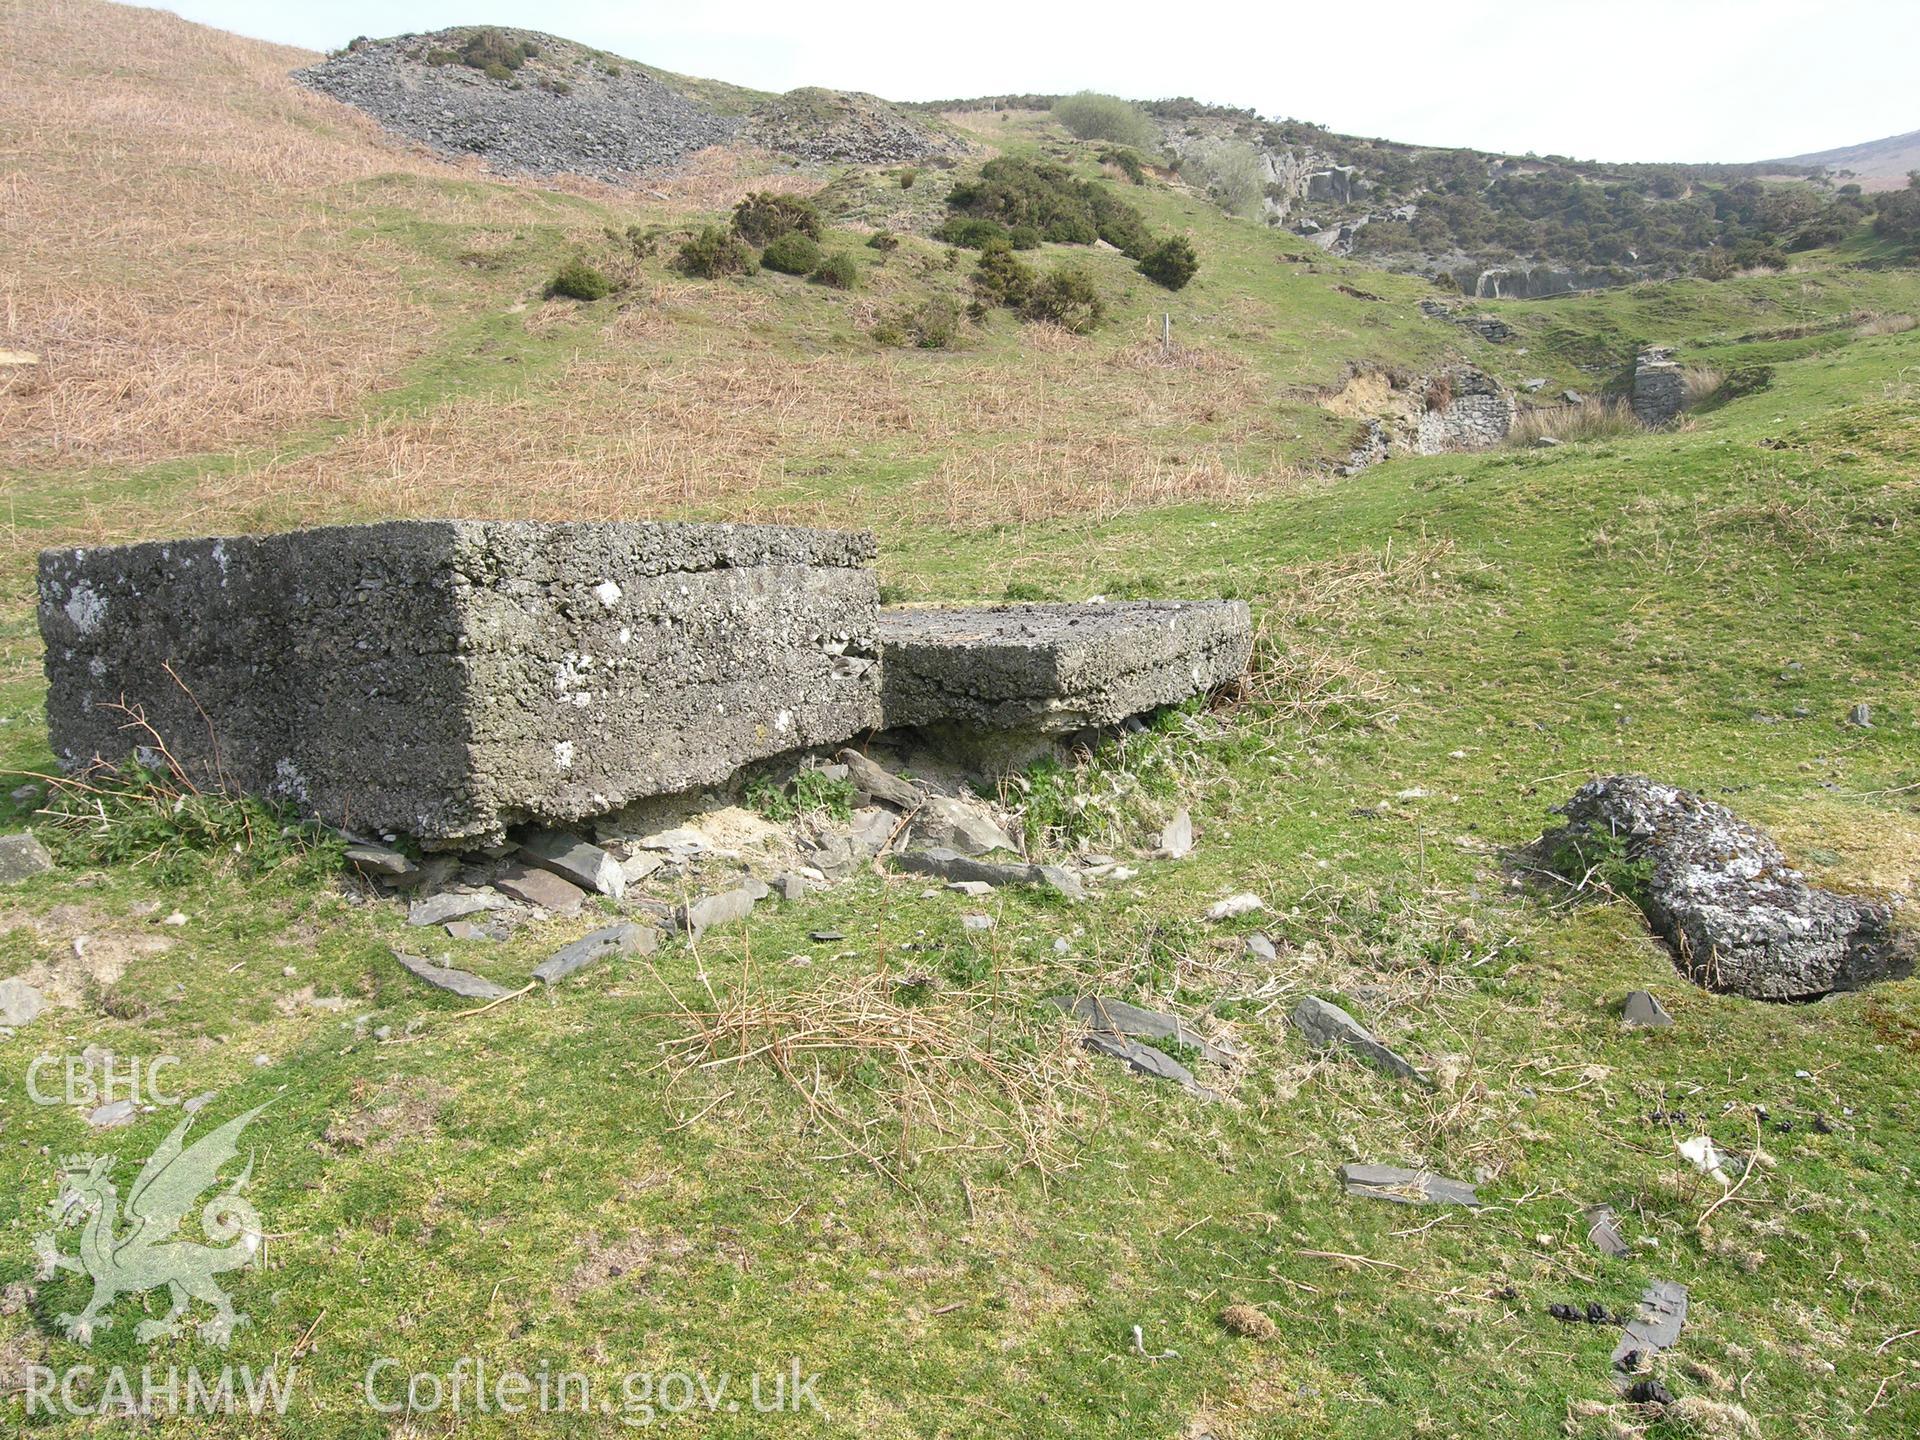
<box><xmin>3</xmin><ymin>113</ymin><xmax>1920</xmax><ymax>1440</ymax></box>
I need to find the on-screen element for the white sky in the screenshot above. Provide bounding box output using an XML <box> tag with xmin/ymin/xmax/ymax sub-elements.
<box><xmin>155</xmin><ymin>0</ymin><xmax>1918</xmax><ymax>164</ymax></box>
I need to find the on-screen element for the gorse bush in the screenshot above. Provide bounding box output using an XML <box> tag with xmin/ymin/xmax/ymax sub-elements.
<box><xmin>972</xmin><ymin>241</ymin><xmax>1037</xmax><ymax>309</ymax></box>
<box><xmin>761</xmin><ymin>231</ymin><xmax>824</xmax><ymax>275</ymax></box>
<box><xmin>1137</xmin><ymin>235</ymin><xmax>1198</xmax><ymax>289</ymax></box>
<box><xmin>934</xmin><ymin>216</ymin><xmax>1011</xmax><ymax>249</ymax></box>
<box><xmin>1053</xmin><ymin>91</ymin><xmax>1158</xmax><ymax>149</ymax></box>
<box><xmin>677</xmin><ymin>226</ymin><xmax>757</xmax><ymax>278</ymax></box>
<box><xmin>731</xmin><ymin>191</ymin><xmax>822</xmax><ymax>245</ymax></box>
<box><xmin>908</xmin><ymin>296</ymin><xmax>961</xmax><ymax>348</ymax></box>
<box><xmin>810</xmin><ymin>252</ymin><xmax>859</xmax><ymax>290</ymax></box>
<box><xmin>455</xmin><ymin>28</ymin><xmax>533</xmax><ymax>76</ymax></box>
<box><xmin>945</xmin><ymin>157</ymin><xmax>1154</xmax><ymax>257</ymax></box>
<box><xmin>867</xmin><ymin>229</ymin><xmax>900</xmax><ymax>251</ymax></box>
<box><xmin>546</xmin><ymin>257</ymin><xmax>613</xmax><ymax>300</ymax></box>
<box><xmin>1101</xmin><ymin>147</ymin><xmax>1147</xmax><ymax>184</ymax></box>
<box><xmin>1024</xmin><ymin>264</ymin><xmax>1104</xmax><ymax>333</ymax></box>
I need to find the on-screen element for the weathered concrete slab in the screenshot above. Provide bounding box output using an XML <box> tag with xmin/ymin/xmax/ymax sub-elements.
<box><xmin>1537</xmin><ymin>775</ymin><xmax>1903</xmax><ymax>999</ymax></box>
<box><xmin>40</xmin><ymin>521</ymin><xmax>880</xmax><ymax>848</ymax></box>
<box><xmin>877</xmin><ymin>601</ymin><xmax>1251</xmax><ymax>735</ymax></box>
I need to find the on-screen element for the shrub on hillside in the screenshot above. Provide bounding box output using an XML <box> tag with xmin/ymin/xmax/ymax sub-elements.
<box><xmin>1871</xmin><ymin>173</ymin><xmax>1920</xmax><ymax>251</ymax></box>
<box><xmin>972</xmin><ymin>241</ymin><xmax>1037</xmax><ymax>310</ymax></box>
<box><xmin>1084</xmin><ymin>186</ymin><xmax>1153</xmax><ymax>256</ymax></box>
<box><xmin>1137</xmin><ymin>235</ymin><xmax>1198</xmax><ymax>290</ymax></box>
<box><xmin>867</xmin><ymin>229</ymin><xmax>901</xmax><ymax>251</ymax></box>
<box><xmin>1101</xmin><ymin>148</ymin><xmax>1147</xmax><ymax>184</ymax></box>
<box><xmin>677</xmin><ymin>226</ymin><xmax>757</xmax><ymax>278</ymax></box>
<box><xmin>810</xmin><ymin>252</ymin><xmax>860</xmax><ymax>290</ymax></box>
<box><xmin>899</xmin><ymin>167</ymin><xmax>919</xmax><ymax>189</ymax></box>
<box><xmin>935</xmin><ymin>216</ymin><xmax>1012</xmax><ymax>249</ymax></box>
<box><xmin>945</xmin><ymin>156</ymin><xmax>1152</xmax><ymax>254</ymax></box>
<box><xmin>908</xmin><ymin>296</ymin><xmax>962</xmax><ymax>348</ymax></box>
<box><xmin>731</xmin><ymin>192</ymin><xmax>822</xmax><ymax>246</ymax></box>
<box><xmin>457</xmin><ymin>28</ymin><xmax>531</xmax><ymax>76</ymax></box>
<box><xmin>1023</xmin><ymin>264</ymin><xmax>1104</xmax><ymax>333</ymax></box>
<box><xmin>762</xmin><ymin>231</ymin><xmax>824</xmax><ymax>275</ymax></box>
<box><xmin>1008</xmin><ymin>225</ymin><xmax>1042</xmax><ymax>251</ymax></box>
<box><xmin>1184</xmin><ymin>138</ymin><xmax>1266</xmax><ymax>218</ymax></box>
<box><xmin>1053</xmin><ymin>92</ymin><xmax>1158</xmax><ymax>149</ymax></box>
<box><xmin>545</xmin><ymin>257</ymin><xmax>613</xmax><ymax>301</ymax></box>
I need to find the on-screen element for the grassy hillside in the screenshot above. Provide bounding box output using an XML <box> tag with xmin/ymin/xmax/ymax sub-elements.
<box><xmin>3</xmin><ymin>3</ymin><xmax>1920</xmax><ymax>1436</ymax></box>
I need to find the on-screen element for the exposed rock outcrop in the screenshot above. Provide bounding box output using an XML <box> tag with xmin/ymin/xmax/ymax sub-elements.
<box><xmin>1472</xmin><ymin>265</ymin><xmax>1624</xmax><ymax>299</ymax></box>
<box><xmin>1537</xmin><ymin>775</ymin><xmax>1906</xmax><ymax>1000</ymax></box>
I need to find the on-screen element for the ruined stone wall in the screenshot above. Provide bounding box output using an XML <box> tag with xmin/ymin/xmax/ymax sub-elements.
<box><xmin>1630</xmin><ymin>347</ymin><xmax>1687</xmax><ymax>428</ymax></box>
<box><xmin>1411</xmin><ymin>365</ymin><xmax>1515</xmax><ymax>454</ymax></box>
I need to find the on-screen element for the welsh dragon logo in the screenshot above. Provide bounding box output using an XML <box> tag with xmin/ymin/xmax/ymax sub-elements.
<box><xmin>34</xmin><ymin>1104</ymin><xmax>269</xmax><ymax>1347</ymax></box>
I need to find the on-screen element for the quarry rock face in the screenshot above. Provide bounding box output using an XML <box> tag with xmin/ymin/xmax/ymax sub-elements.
<box><xmin>1539</xmin><ymin>775</ymin><xmax>1905</xmax><ymax>1000</ymax></box>
<box><xmin>877</xmin><ymin>601</ymin><xmax>1252</xmax><ymax>737</ymax></box>
<box><xmin>39</xmin><ymin>521</ymin><xmax>880</xmax><ymax>848</ymax></box>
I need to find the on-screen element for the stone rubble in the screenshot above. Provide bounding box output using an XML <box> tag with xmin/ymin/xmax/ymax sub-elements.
<box><xmin>492</xmin><ymin>863</ymin><xmax>586</xmax><ymax>916</ymax></box>
<box><xmin>0</xmin><ymin>977</ymin><xmax>46</xmax><ymax>1027</ymax></box>
<box><xmin>1289</xmin><ymin>996</ymin><xmax>1433</xmax><ymax>1088</ymax></box>
<box><xmin>889</xmin><ymin>847</ymin><xmax>1085</xmax><ymax>900</ymax></box>
<box><xmin>391</xmin><ymin>949</ymin><xmax>512</xmax><ymax>1001</ymax></box>
<box><xmin>519</xmin><ymin>832</ymin><xmax>625</xmax><ymax>900</ymax></box>
<box><xmin>0</xmin><ymin>832</ymin><xmax>54</xmax><ymax>884</ymax></box>
<box><xmin>1622</xmin><ymin>990</ymin><xmax>1674</xmax><ymax>1028</ymax></box>
<box><xmin>532</xmin><ymin>922</ymin><xmax>657</xmax><ymax>983</ymax></box>
<box><xmin>1338</xmin><ymin>1163</ymin><xmax>1481</xmax><ymax>1207</ymax></box>
<box><xmin>295</xmin><ymin>31</ymin><xmax>740</xmax><ymax>181</ymax></box>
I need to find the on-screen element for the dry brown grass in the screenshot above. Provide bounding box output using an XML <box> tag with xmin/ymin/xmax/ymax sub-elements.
<box><xmin>1510</xmin><ymin>396</ymin><xmax>1643</xmax><ymax>447</ymax></box>
<box><xmin>1855</xmin><ymin>312</ymin><xmax>1917</xmax><ymax>338</ymax></box>
<box><xmin>0</xmin><ymin>0</ymin><xmax>666</xmax><ymax>476</ymax></box>
<box><xmin>1239</xmin><ymin>536</ymin><xmax>1458</xmax><ymax>729</ymax></box>
<box><xmin>659</xmin><ymin>958</ymin><xmax>1094</xmax><ymax>1182</ymax></box>
<box><xmin>0</xmin><ymin>0</ymin><xmax>459</xmax><ymax>468</ymax></box>
<box><xmin>73</xmin><ymin>300</ymin><xmax>1295</xmax><ymax>538</ymax></box>
<box><xmin>1682</xmin><ymin>364</ymin><xmax>1727</xmax><ymax>405</ymax></box>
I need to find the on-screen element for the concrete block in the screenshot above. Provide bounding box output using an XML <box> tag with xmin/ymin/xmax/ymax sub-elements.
<box><xmin>39</xmin><ymin>520</ymin><xmax>880</xmax><ymax>847</ymax></box>
<box><xmin>877</xmin><ymin>600</ymin><xmax>1252</xmax><ymax>735</ymax></box>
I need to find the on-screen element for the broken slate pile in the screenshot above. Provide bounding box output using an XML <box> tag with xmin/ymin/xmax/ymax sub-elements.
<box><xmin>295</xmin><ymin>31</ymin><xmax>741</xmax><ymax>181</ymax></box>
<box><xmin>1048</xmin><ymin>994</ymin><xmax>1240</xmax><ymax>1100</ymax></box>
<box><xmin>1538</xmin><ymin>775</ymin><xmax>1905</xmax><ymax>1000</ymax></box>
